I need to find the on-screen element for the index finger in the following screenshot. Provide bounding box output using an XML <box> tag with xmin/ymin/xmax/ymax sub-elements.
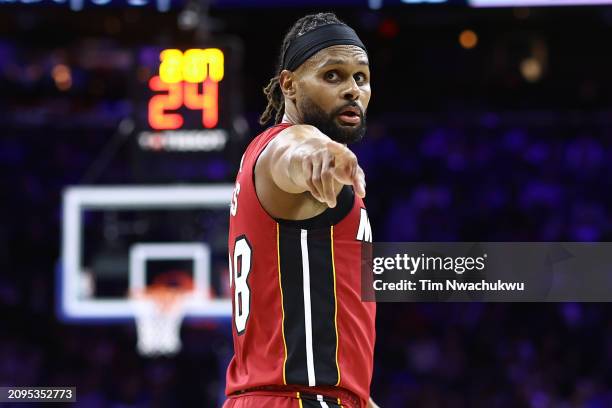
<box><xmin>353</xmin><ymin>167</ymin><xmax>366</xmax><ymax>198</ymax></box>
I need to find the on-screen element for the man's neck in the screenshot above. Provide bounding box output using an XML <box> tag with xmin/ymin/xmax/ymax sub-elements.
<box><xmin>281</xmin><ymin>108</ymin><xmax>300</xmax><ymax>125</ymax></box>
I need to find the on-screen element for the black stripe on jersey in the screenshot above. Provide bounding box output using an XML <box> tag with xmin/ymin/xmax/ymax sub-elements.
<box><xmin>278</xmin><ymin>225</ymin><xmax>340</xmax><ymax>387</ymax></box>
<box><xmin>306</xmin><ymin>228</ymin><xmax>340</xmax><ymax>385</ymax></box>
<box><xmin>278</xmin><ymin>226</ymin><xmax>308</xmax><ymax>385</ymax></box>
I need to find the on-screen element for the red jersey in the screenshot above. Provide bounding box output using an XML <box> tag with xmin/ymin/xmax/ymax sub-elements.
<box><xmin>226</xmin><ymin>123</ymin><xmax>376</xmax><ymax>407</ymax></box>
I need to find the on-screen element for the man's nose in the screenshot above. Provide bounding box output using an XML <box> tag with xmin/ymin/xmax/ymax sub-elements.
<box><xmin>342</xmin><ymin>78</ymin><xmax>360</xmax><ymax>101</ymax></box>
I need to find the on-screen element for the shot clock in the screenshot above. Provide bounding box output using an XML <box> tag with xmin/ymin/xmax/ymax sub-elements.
<box><xmin>148</xmin><ymin>48</ymin><xmax>223</xmax><ymax>131</ymax></box>
<box><xmin>131</xmin><ymin>39</ymin><xmax>244</xmax><ymax>183</ymax></box>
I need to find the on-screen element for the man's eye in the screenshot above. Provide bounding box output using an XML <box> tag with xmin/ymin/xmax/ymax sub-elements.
<box><xmin>325</xmin><ymin>71</ymin><xmax>338</xmax><ymax>81</ymax></box>
<box><xmin>355</xmin><ymin>73</ymin><xmax>367</xmax><ymax>83</ymax></box>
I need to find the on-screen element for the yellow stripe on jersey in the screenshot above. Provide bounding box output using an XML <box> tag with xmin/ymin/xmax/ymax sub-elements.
<box><xmin>338</xmin><ymin>397</ymin><xmax>344</xmax><ymax>408</ymax></box>
<box><xmin>297</xmin><ymin>391</ymin><xmax>303</xmax><ymax>408</ymax></box>
<box><xmin>277</xmin><ymin>223</ymin><xmax>288</xmax><ymax>385</ymax></box>
<box><xmin>330</xmin><ymin>225</ymin><xmax>341</xmax><ymax>386</ymax></box>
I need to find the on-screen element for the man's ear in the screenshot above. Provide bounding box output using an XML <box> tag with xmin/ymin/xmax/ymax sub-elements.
<box><xmin>279</xmin><ymin>69</ymin><xmax>297</xmax><ymax>100</ymax></box>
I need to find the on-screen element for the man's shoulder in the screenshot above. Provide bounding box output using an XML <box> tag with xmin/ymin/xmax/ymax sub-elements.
<box><xmin>256</xmin><ymin>123</ymin><xmax>294</xmax><ymax>144</ymax></box>
<box><xmin>244</xmin><ymin>123</ymin><xmax>293</xmax><ymax>161</ymax></box>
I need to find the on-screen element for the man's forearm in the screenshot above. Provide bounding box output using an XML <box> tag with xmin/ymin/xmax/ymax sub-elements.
<box><xmin>269</xmin><ymin>125</ymin><xmax>331</xmax><ymax>194</ymax></box>
<box><xmin>268</xmin><ymin>125</ymin><xmax>359</xmax><ymax>206</ymax></box>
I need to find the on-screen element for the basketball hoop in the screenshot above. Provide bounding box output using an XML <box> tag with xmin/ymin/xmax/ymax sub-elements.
<box><xmin>130</xmin><ymin>272</ymin><xmax>194</xmax><ymax>357</ymax></box>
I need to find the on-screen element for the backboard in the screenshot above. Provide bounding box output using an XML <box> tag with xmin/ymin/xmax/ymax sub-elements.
<box><xmin>59</xmin><ymin>185</ymin><xmax>233</xmax><ymax>322</ymax></box>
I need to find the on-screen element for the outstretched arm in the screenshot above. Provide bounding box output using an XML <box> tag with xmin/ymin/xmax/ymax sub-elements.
<box><xmin>255</xmin><ymin>124</ymin><xmax>365</xmax><ymax>220</ymax></box>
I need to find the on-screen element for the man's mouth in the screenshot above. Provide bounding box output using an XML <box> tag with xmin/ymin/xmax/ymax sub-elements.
<box><xmin>337</xmin><ymin>107</ymin><xmax>362</xmax><ymax>125</ymax></box>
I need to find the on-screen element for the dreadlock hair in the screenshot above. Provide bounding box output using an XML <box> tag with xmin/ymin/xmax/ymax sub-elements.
<box><xmin>259</xmin><ymin>12</ymin><xmax>346</xmax><ymax>126</ymax></box>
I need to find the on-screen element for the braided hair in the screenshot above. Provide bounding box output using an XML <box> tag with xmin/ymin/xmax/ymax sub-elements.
<box><xmin>259</xmin><ymin>12</ymin><xmax>345</xmax><ymax>126</ymax></box>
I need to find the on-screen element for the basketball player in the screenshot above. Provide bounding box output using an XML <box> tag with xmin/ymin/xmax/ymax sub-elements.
<box><xmin>225</xmin><ymin>13</ymin><xmax>378</xmax><ymax>408</ymax></box>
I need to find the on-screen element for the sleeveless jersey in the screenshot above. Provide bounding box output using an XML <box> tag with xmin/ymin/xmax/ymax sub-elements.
<box><xmin>226</xmin><ymin>123</ymin><xmax>376</xmax><ymax>406</ymax></box>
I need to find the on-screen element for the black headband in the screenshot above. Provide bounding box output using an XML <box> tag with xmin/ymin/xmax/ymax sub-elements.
<box><xmin>282</xmin><ymin>23</ymin><xmax>367</xmax><ymax>71</ymax></box>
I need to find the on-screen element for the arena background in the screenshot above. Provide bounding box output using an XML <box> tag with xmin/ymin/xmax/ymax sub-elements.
<box><xmin>2</xmin><ymin>1</ymin><xmax>612</xmax><ymax>406</ymax></box>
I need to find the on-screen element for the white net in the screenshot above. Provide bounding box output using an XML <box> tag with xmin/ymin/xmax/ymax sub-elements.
<box><xmin>132</xmin><ymin>290</ymin><xmax>190</xmax><ymax>357</ymax></box>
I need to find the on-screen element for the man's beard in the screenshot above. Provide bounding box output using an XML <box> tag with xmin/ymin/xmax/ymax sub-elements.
<box><xmin>298</xmin><ymin>96</ymin><xmax>367</xmax><ymax>145</ymax></box>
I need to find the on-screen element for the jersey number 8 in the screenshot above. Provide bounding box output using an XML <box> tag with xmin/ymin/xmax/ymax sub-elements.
<box><xmin>229</xmin><ymin>236</ymin><xmax>252</xmax><ymax>334</ymax></box>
